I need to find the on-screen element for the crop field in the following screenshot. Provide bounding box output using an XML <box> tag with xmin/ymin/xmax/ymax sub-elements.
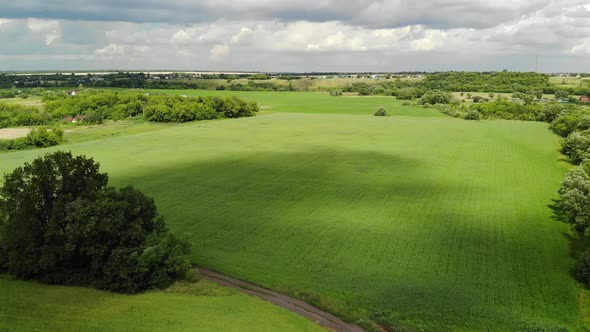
<box><xmin>0</xmin><ymin>101</ymin><xmax>587</xmax><ymax>330</ymax></box>
<box><xmin>0</xmin><ymin>275</ymin><xmax>324</xmax><ymax>331</ymax></box>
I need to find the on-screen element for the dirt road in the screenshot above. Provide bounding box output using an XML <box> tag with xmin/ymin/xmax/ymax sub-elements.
<box><xmin>198</xmin><ymin>268</ymin><xmax>364</xmax><ymax>332</ymax></box>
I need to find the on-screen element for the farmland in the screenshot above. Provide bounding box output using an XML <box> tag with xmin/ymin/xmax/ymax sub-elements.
<box><xmin>0</xmin><ymin>93</ymin><xmax>588</xmax><ymax>330</ymax></box>
<box><xmin>141</xmin><ymin>89</ymin><xmax>442</xmax><ymax>117</ymax></box>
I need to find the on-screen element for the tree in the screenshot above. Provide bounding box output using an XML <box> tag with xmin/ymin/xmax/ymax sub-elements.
<box><xmin>555</xmin><ymin>90</ymin><xmax>569</xmax><ymax>101</ymax></box>
<box><xmin>561</xmin><ymin>131</ymin><xmax>590</xmax><ymax>164</ymax></box>
<box><xmin>0</xmin><ymin>152</ymin><xmax>192</xmax><ymax>293</ymax></box>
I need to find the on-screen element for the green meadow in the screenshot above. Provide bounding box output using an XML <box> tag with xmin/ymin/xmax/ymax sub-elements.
<box><xmin>0</xmin><ymin>92</ymin><xmax>588</xmax><ymax>330</ymax></box>
<box><xmin>141</xmin><ymin>89</ymin><xmax>443</xmax><ymax>117</ymax></box>
<box><xmin>0</xmin><ymin>276</ymin><xmax>324</xmax><ymax>331</ymax></box>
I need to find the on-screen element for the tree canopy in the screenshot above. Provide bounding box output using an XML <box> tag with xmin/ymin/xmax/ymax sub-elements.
<box><xmin>0</xmin><ymin>151</ymin><xmax>193</xmax><ymax>293</ymax></box>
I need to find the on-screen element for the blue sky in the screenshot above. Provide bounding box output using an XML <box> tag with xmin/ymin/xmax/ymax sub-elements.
<box><xmin>1</xmin><ymin>0</ymin><xmax>590</xmax><ymax>72</ymax></box>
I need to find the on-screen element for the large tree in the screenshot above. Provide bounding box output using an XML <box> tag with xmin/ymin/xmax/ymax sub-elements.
<box><xmin>0</xmin><ymin>151</ymin><xmax>193</xmax><ymax>293</ymax></box>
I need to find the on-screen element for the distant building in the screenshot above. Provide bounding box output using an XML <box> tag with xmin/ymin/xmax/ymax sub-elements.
<box><xmin>580</xmin><ymin>96</ymin><xmax>590</xmax><ymax>103</ymax></box>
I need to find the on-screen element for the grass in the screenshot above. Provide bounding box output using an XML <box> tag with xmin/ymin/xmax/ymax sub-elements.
<box><xmin>140</xmin><ymin>89</ymin><xmax>443</xmax><ymax>117</ymax></box>
<box><xmin>0</xmin><ymin>110</ymin><xmax>587</xmax><ymax>331</ymax></box>
<box><xmin>63</xmin><ymin>119</ymin><xmax>179</xmax><ymax>144</ymax></box>
<box><xmin>0</xmin><ymin>275</ymin><xmax>324</xmax><ymax>331</ymax></box>
<box><xmin>550</xmin><ymin>76</ymin><xmax>590</xmax><ymax>89</ymax></box>
<box><xmin>0</xmin><ymin>96</ymin><xmax>44</xmax><ymax>109</ymax></box>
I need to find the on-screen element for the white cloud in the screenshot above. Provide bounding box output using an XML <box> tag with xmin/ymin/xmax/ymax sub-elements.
<box><xmin>210</xmin><ymin>44</ymin><xmax>229</xmax><ymax>61</ymax></box>
<box><xmin>26</xmin><ymin>18</ymin><xmax>61</xmax><ymax>46</ymax></box>
<box><xmin>1</xmin><ymin>0</ymin><xmax>590</xmax><ymax>71</ymax></box>
<box><xmin>411</xmin><ymin>30</ymin><xmax>447</xmax><ymax>51</ymax></box>
<box><xmin>172</xmin><ymin>29</ymin><xmax>191</xmax><ymax>43</ymax></box>
<box><xmin>94</xmin><ymin>43</ymin><xmax>125</xmax><ymax>55</ymax></box>
<box><xmin>569</xmin><ymin>40</ymin><xmax>590</xmax><ymax>55</ymax></box>
<box><xmin>230</xmin><ymin>27</ymin><xmax>253</xmax><ymax>44</ymax></box>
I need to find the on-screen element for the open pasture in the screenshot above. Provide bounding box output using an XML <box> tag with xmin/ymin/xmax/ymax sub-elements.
<box><xmin>0</xmin><ymin>110</ymin><xmax>587</xmax><ymax>331</ymax></box>
<box><xmin>142</xmin><ymin>89</ymin><xmax>442</xmax><ymax>117</ymax></box>
<box><xmin>0</xmin><ymin>276</ymin><xmax>324</xmax><ymax>331</ymax></box>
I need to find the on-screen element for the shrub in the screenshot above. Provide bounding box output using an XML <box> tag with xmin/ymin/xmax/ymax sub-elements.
<box><xmin>395</xmin><ymin>87</ymin><xmax>420</xmax><ymax>100</ymax></box>
<box><xmin>555</xmin><ymin>90</ymin><xmax>569</xmax><ymax>101</ymax></box>
<box><xmin>374</xmin><ymin>107</ymin><xmax>389</xmax><ymax>117</ymax></box>
<box><xmin>464</xmin><ymin>110</ymin><xmax>481</xmax><ymax>120</ymax></box>
<box><xmin>576</xmin><ymin>250</ymin><xmax>590</xmax><ymax>288</ymax></box>
<box><xmin>0</xmin><ymin>152</ymin><xmax>192</xmax><ymax>293</ymax></box>
<box><xmin>0</xmin><ymin>128</ymin><xmax>64</xmax><ymax>151</ymax></box>
<box><xmin>418</xmin><ymin>90</ymin><xmax>454</xmax><ymax>105</ymax></box>
<box><xmin>330</xmin><ymin>90</ymin><xmax>343</xmax><ymax>96</ymax></box>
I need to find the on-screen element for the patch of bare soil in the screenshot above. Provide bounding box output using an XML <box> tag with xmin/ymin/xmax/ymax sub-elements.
<box><xmin>0</xmin><ymin>128</ymin><xmax>31</xmax><ymax>139</ymax></box>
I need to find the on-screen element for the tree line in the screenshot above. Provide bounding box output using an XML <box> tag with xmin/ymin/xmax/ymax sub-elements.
<box><xmin>6</xmin><ymin>71</ymin><xmax>590</xmax><ymax>96</ymax></box>
<box><xmin>415</xmin><ymin>89</ymin><xmax>590</xmax><ymax>287</ymax></box>
<box><xmin>0</xmin><ymin>90</ymin><xmax>258</xmax><ymax>127</ymax></box>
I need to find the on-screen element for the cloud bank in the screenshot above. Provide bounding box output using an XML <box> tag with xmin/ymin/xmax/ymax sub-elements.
<box><xmin>1</xmin><ymin>0</ymin><xmax>589</xmax><ymax>71</ymax></box>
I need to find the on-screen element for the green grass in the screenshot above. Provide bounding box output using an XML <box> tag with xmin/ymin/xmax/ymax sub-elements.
<box><xmin>0</xmin><ymin>111</ymin><xmax>587</xmax><ymax>331</ymax></box>
<box><xmin>141</xmin><ymin>89</ymin><xmax>443</xmax><ymax>117</ymax></box>
<box><xmin>550</xmin><ymin>76</ymin><xmax>590</xmax><ymax>89</ymax></box>
<box><xmin>63</xmin><ymin>119</ymin><xmax>179</xmax><ymax>144</ymax></box>
<box><xmin>0</xmin><ymin>275</ymin><xmax>324</xmax><ymax>331</ymax></box>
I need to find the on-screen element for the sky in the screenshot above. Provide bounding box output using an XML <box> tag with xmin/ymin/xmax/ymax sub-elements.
<box><xmin>1</xmin><ymin>0</ymin><xmax>590</xmax><ymax>72</ymax></box>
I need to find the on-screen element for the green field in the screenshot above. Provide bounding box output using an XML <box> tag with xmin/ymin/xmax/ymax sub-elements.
<box><xmin>0</xmin><ymin>94</ymin><xmax>588</xmax><ymax>331</ymax></box>
<box><xmin>141</xmin><ymin>89</ymin><xmax>442</xmax><ymax>117</ymax></box>
<box><xmin>0</xmin><ymin>275</ymin><xmax>324</xmax><ymax>331</ymax></box>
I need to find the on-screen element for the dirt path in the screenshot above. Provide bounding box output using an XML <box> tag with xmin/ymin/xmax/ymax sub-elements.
<box><xmin>198</xmin><ymin>268</ymin><xmax>364</xmax><ymax>332</ymax></box>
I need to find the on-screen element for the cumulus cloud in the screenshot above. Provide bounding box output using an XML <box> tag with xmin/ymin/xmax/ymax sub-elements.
<box><xmin>0</xmin><ymin>0</ymin><xmax>554</xmax><ymax>29</ymax></box>
<box><xmin>410</xmin><ymin>30</ymin><xmax>447</xmax><ymax>51</ymax></box>
<box><xmin>0</xmin><ymin>0</ymin><xmax>589</xmax><ymax>71</ymax></box>
<box><xmin>230</xmin><ymin>27</ymin><xmax>253</xmax><ymax>44</ymax></box>
<box><xmin>210</xmin><ymin>44</ymin><xmax>230</xmax><ymax>61</ymax></box>
<box><xmin>26</xmin><ymin>18</ymin><xmax>61</xmax><ymax>45</ymax></box>
<box><xmin>94</xmin><ymin>43</ymin><xmax>125</xmax><ymax>55</ymax></box>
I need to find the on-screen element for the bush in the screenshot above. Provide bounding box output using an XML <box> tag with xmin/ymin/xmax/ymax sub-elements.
<box><xmin>374</xmin><ymin>107</ymin><xmax>389</xmax><ymax>117</ymax></box>
<box><xmin>329</xmin><ymin>90</ymin><xmax>343</xmax><ymax>96</ymax></box>
<box><xmin>464</xmin><ymin>110</ymin><xmax>481</xmax><ymax>120</ymax></box>
<box><xmin>0</xmin><ymin>152</ymin><xmax>192</xmax><ymax>293</ymax></box>
<box><xmin>576</xmin><ymin>250</ymin><xmax>590</xmax><ymax>288</ymax></box>
<box><xmin>0</xmin><ymin>127</ymin><xmax>64</xmax><ymax>151</ymax></box>
<box><xmin>395</xmin><ymin>87</ymin><xmax>420</xmax><ymax>100</ymax></box>
<box><xmin>418</xmin><ymin>90</ymin><xmax>454</xmax><ymax>105</ymax></box>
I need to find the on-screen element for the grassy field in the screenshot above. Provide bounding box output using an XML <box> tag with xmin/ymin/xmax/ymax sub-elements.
<box><xmin>0</xmin><ymin>106</ymin><xmax>587</xmax><ymax>330</ymax></box>
<box><xmin>0</xmin><ymin>96</ymin><xmax>44</xmax><ymax>109</ymax></box>
<box><xmin>550</xmin><ymin>76</ymin><xmax>590</xmax><ymax>89</ymax></box>
<box><xmin>0</xmin><ymin>275</ymin><xmax>324</xmax><ymax>331</ymax></box>
<box><xmin>142</xmin><ymin>89</ymin><xmax>443</xmax><ymax>117</ymax></box>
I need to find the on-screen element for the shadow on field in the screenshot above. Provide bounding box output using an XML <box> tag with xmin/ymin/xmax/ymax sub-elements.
<box><xmin>547</xmin><ymin>199</ymin><xmax>568</xmax><ymax>224</ymax></box>
<box><xmin>107</xmin><ymin>148</ymin><xmax>568</xmax><ymax>330</ymax></box>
